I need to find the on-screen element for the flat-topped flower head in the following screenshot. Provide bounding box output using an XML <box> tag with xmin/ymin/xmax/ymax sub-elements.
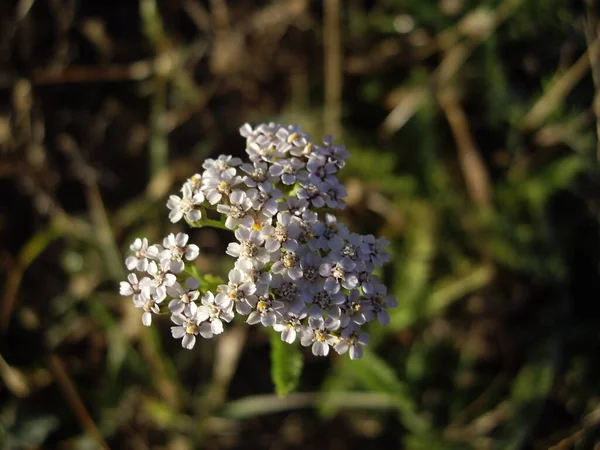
<box><xmin>120</xmin><ymin>122</ymin><xmax>397</xmax><ymax>359</ymax></box>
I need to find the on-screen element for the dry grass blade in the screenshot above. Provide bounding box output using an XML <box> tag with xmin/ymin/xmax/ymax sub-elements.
<box><xmin>522</xmin><ymin>36</ymin><xmax>600</xmax><ymax>131</ymax></box>
<box><xmin>585</xmin><ymin>3</ymin><xmax>600</xmax><ymax>161</ymax></box>
<box><xmin>324</xmin><ymin>0</ymin><xmax>342</xmax><ymax>136</ymax></box>
<box><xmin>438</xmin><ymin>88</ymin><xmax>492</xmax><ymax>207</ymax></box>
<box><xmin>48</xmin><ymin>354</ymin><xmax>110</xmax><ymax>450</ymax></box>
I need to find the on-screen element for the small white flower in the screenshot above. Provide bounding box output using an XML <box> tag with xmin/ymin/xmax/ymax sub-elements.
<box><xmin>202</xmin><ymin>169</ymin><xmax>243</xmax><ymax>205</ymax></box>
<box><xmin>226</xmin><ymin>227</ymin><xmax>270</xmax><ymax>266</ymax></box>
<box><xmin>170</xmin><ymin>303</ymin><xmax>211</xmax><ymax>349</ymax></box>
<box><xmin>167</xmin><ymin>183</ymin><xmax>205</xmax><ymax>223</ymax></box>
<box><xmin>215</xmin><ymin>269</ymin><xmax>257</xmax><ymax>315</ymax></box>
<box><xmin>134</xmin><ymin>285</ymin><xmax>166</xmax><ymax>326</ymax></box>
<box><xmin>216</xmin><ymin>190</ymin><xmax>254</xmax><ymax>230</ymax></box>
<box><xmin>159</xmin><ymin>232</ymin><xmax>200</xmax><ymax>273</ymax></box>
<box><xmin>200</xmin><ymin>291</ymin><xmax>235</xmax><ymax>336</ymax></box>
<box><xmin>147</xmin><ymin>259</ymin><xmax>177</xmax><ymax>289</ymax></box>
<box><xmin>125</xmin><ymin>238</ymin><xmax>153</xmax><ymax>271</ymax></box>
<box><xmin>119</xmin><ymin>273</ymin><xmax>151</xmax><ymax>302</ymax></box>
<box><xmin>263</xmin><ymin>212</ymin><xmax>301</xmax><ymax>252</ymax></box>
<box><xmin>202</xmin><ymin>154</ymin><xmax>242</xmax><ymax>176</ymax></box>
<box><xmin>167</xmin><ymin>277</ymin><xmax>201</xmax><ymax>314</ymax></box>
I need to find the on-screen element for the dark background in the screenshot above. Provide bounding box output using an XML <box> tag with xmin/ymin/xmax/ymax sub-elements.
<box><xmin>2</xmin><ymin>0</ymin><xmax>600</xmax><ymax>448</ymax></box>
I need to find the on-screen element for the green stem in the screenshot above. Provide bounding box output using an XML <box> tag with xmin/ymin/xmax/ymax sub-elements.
<box><xmin>198</xmin><ymin>218</ymin><xmax>230</xmax><ymax>230</ymax></box>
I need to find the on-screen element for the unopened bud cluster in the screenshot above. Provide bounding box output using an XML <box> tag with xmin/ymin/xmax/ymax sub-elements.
<box><xmin>120</xmin><ymin>123</ymin><xmax>397</xmax><ymax>359</ymax></box>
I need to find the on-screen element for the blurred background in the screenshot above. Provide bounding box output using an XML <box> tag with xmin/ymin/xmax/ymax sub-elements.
<box><xmin>2</xmin><ymin>0</ymin><xmax>600</xmax><ymax>448</ymax></box>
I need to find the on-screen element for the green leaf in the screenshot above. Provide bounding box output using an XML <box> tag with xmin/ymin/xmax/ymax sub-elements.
<box><xmin>349</xmin><ymin>352</ymin><xmax>429</xmax><ymax>433</ymax></box>
<box><xmin>270</xmin><ymin>332</ymin><xmax>304</xmax><ymax>397</ymax></box>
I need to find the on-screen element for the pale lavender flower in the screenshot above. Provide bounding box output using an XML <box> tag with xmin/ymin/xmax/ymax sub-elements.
<box><xmin>268</xmin><ymin>157</ymin><xmax>307</xmax><ymax>185</ymax></box>
<box><xmin>296</xmin><ymin>252</ymin><xmax>324</xmax><ymax>293</ymax></box>
<box><xmin>339</xmin><ymin>289</ymin><xmax>367</xmax><ymax>328</ymax></box>
<box><xmin>323</xmin><ymin>180</ymin><xmax>347</xmax><ymax>209</ymax></box>
<box><xmin>240</xmin><ymin>161</ymin><xmax>277</xmax><ymax>189</ymax></box>
<box><xmin>246</xmin><ymin>185</ymin><xmax>282</xmax><ymax>217</ymax></box>
<box><xmin>263</xmin><ymin>212</ymin><xmax>301</xmax><ymax>252</ymax></box>
<box><xmin>202</xmin><ymin>154</ymin><xmax>242</xmax><ymax>176</ymax></box>
<box><xmin>334</xmin><ymin>329</ymin><xmax>369</xmax><ymax>360</ymax></box>
<box><xmin>226</xmin><ymin>227</ymin><xmax>270</xmax><ymax>266</ymax></box>
<box><xmin>296</xmin><ymin>182</ymin><xmax>329</xmax><ymax>209</ymax></box>
<box><xmin>306</xmin><ymin>153</ymin><xmax>338</xmax><ymax>186</ymax></box>
<box><xmin>271</xmin><ymin>249</ymin><xmax>303</xmax><ymax>280</ymax></box>
<box><xmin>361</xmin><ymin>283</ymin><xmax>398</xmax><ymax>326</ymax></box>
<box><xmin>273</xmin><ymin>311</ymin><xmax>307</xmax><ymax>344</ymax></box>
<box><xmin>270</xmin><ymin>274</ymin><xmax>304</xmax><ymax>313</ymax></box>
<box><xmin>304</xmin><ymin>290</ymin><xmax>345</xmax><ymax>319</ymax></box>
<box><xmin>246</xmin><ymin>296</ymin><xmax>285</xmax><ymax>327</ymax></box>
<box><xmin>309</xmin><ymin>214</ymin><xmax>348</xmax><ymax>251</ymax></box>
<box><xmin>299</xmin><ymin>316</ymin><xmax>340</xmax><ymax>357</ymax></box>
<box><xmin>319</xmin><ymin>258</ymin><xmax>359</xmax><ymax>293</ymax></box>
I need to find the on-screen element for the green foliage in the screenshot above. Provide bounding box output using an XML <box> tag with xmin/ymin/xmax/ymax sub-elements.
<box><xmin>270</xmin><ymin>332</ymin><xmax>304</xmax><ymax>397</ymax></box>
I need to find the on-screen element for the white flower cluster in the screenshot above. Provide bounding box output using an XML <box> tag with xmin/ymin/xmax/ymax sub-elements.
<box><xmin>120</xmin><ymin>123</ymin><xmax>397</xmax><ymax>359</ymax></box>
